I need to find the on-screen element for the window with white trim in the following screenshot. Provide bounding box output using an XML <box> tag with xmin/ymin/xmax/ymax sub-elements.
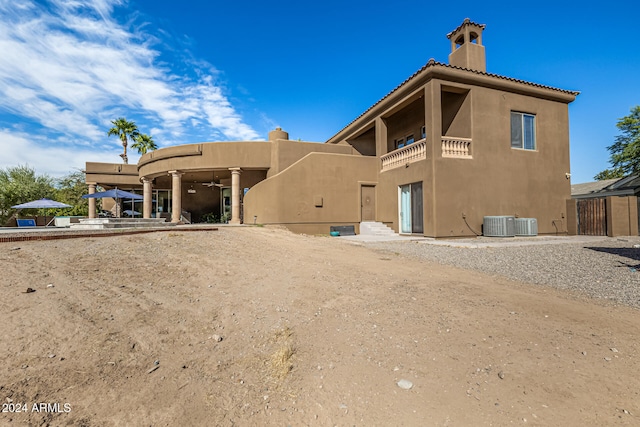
<box><xmin>510</xmin><ymin>112</ymin><xmax>536</xmax><ymax>150</ymax></box>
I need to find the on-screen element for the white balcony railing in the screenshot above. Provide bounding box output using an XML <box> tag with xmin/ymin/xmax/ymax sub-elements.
<box><xmin>381</xmin><ymin>139</ymin><xmax>427</xmax><ymax>171</ymax></box>
<box><xmin>441</xmin><ymin>136</ymin><xmax>472</xmax><ymax>158</ymax></box>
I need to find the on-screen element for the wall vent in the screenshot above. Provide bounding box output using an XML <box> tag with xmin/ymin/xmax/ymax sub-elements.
<box><xmin>483</xmin><ymin>216</ymin><xmax>515</xmax><ymax>237</ymax></box>
<box><xmin>515</xmin><ymin>218</ymin><xmax>538</xmax><ymax>236</ymax></box>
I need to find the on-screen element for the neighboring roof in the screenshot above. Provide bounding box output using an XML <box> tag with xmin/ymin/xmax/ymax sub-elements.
<box><xmin>327</xmin><ymin>60</ymin><xmax>580</xmax><ymax>143</ymax></box>
<box><xmin>605</xmin><ymin>174</ymin><xmax>640</xmax><ymax>194</ymax></box>
<box><xmin>571</xmin><ymin>178</ymin><xmax>620</xmax><ymax>196</ymax></box>
<box><xmin>446</xmin><ymin>18</ymin><xmax>486</xmax><ymax>39</ymax></box>
<box><xmin>571</xmin><ymin>175</ymin><xmax>640</xmax><ymax>198</ymax></box>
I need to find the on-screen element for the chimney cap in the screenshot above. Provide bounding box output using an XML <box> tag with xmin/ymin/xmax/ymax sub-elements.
<box><xmin>268</xmin><ymin>127</ymin><xmax>289</xmax><ymax>141</ymax></box>
<box><xmin>446</xmin><ymin>18</ymin><xmax>486</xmax><ymax>40</ymax></box>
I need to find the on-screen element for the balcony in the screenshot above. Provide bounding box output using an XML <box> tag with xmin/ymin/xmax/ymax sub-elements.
<box><xmin>441</xmin><ymin>136</ymin><xmax>472</xmax><ymax>158</ymax></box>
<box><xmin>381</xmin><ymin>139</ymin><xmax>427</xmax><ymax>171</ymax></box>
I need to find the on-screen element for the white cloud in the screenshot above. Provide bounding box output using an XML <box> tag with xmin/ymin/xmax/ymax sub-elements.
<box><xmin>0</xmin><ymin>0</ymin><xmax>259</xmax><ymax>174</ymax></box>
<box><xmin>0</xmin><ymin>128</ymin><xmax>121</xmax><ymax>176</ymax></box>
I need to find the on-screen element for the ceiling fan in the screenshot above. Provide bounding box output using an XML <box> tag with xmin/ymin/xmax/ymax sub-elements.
<box><xmin>202</xmin><ymin>175</ymin><xmax>224</xmax><ymax>188</ymax></box>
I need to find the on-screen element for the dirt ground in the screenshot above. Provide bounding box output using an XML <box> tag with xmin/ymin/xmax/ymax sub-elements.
<box><xmin>1</xmin><ymin>226</ymin><xmax>638</xmax><ymax>426</ymax></box>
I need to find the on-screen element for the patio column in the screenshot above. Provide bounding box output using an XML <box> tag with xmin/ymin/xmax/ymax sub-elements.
<box><xmin>142</xmin><ymin>177</ymin><xmax>153</xmax><ymax>219</ymax></box>
<box><xmin>169</xmin><ymin>170</ymin><xmax>183</xmax><ymax>223</ymax></box>
<box><xmin>375</xmin><ymin>116</ymin><xmax>388</xmax><ymax>158</ymax></box>
<box><xmin>229</xmin><ymin>167</ymin><xmax>242</xmax><ymax>224</ymax></box>
<box><xmin>87</xmin><ymin>183</ymin><xmax>97</xmax><ymax>219</ymax></box>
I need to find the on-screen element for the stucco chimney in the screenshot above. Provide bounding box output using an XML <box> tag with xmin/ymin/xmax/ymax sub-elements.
<box><xmin>268</xmin><ymin>127</ymin><xmax>289</xmax><ymax>141</ymax></box>
<box><xmin>447</xmin><ymin>18</ymin><xmax>486</xmax><ymax>72</ymax></box>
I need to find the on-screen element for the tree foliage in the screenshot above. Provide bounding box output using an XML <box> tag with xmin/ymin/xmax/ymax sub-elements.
<box><xmin>595</xmin><ymin>106</ymin><xmax>640</xmax><ymax>180</ymax></box>
<box><xmin>593</xmin><ymin>168</ymin><xmax>624</xmax><ymax>181</ymax></box>
<box><xmin>107</xmin><ymin>117</ymin><xmax>139</xmax><ymax>164</ymax></box>
<box><xmin>131</xmin><ymin>133</ymin><xmax>158</xmax><ymax>154</ymax></box>
<box><xmin>0</xmin><ymin>167</ymin><xmax>96</xmax><ymax>225</ymax></box>
<box><xmin>0</xmin><ymin>165</ymin><xmax>55</xmax><ymax>224</ymax></box>
<box><xmin>54</xmin><ymin>170</ymin><xmax>92</xmax><ymax>217</ymax></box>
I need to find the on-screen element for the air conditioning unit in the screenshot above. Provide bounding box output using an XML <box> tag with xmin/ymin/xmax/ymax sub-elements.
<box><xmin>515</xmin><ymin>218</ymin><xmax>538</xmax><ymax>236</ymax></box>
<box><xmin>483</xmin><ymin>216</ymin><xmax>515</xmax><ymax>237</ymax></box>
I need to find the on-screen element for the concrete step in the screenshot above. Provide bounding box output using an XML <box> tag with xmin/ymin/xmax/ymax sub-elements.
<box><xmin>359</xmin><ymin>221</ymin><xmax>397</xmax><ymax>236</ymax></box>
<box><xmin>70</xmin><ymin>218</ymin><xmax>175</xmax><ymax>230</ymax></box>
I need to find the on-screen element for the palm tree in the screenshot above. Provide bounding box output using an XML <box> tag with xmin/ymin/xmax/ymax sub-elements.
<box><xmin>131</xmin><ymin>133</ymin><xmax>158</xmax><ymax>155</ymax></box>
<box><xmin>107</xmin><ymin>118</ymin><xmax>139</xmax><ymax>164</ymax></box>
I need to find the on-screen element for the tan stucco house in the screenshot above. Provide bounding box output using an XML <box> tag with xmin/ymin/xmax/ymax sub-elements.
<box><xmin>85</xmin><ymin>19</ymin><xmax>579</xmax><ymax>238</ymax></box>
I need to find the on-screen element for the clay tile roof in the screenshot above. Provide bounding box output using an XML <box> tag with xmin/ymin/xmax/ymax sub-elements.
<box><xmin>446</xmin><ymin>18</ymin><xmax>486</xmax><ymax>39</ymax></box>
<box><xmin>456</xmin><ymin>62</ymin><xmax>580</xmax><ymax>95</ymax></box>
<box><xmin>327</xmin><ymin>60</ymin><xmax>580</xmax><ymax>142</ymax></box>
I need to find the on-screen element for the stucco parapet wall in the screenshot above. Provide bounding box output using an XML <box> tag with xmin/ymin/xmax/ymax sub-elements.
<box><xmin>85</xmin><ymin>162</ymin><xmax>138</xmax><ymax>176</ymax></box>
<box><xmin>327</xmin><ymin>60</ymin><xmax>579</xmax><ymax>144</ymax></box>
<box><xmin>138</xmin><ymin>141</ymin><xmax>272</xmax><ymax>179</ymax></box>
<box><xmin>84</xmin><ymin>162</ymin><xmax>140</xmax><ymax>186</ymax></box>
<box><xmin>138</xmin><ymin>144</ymin><xmax>203</xmax><ymax>166</ymax></box>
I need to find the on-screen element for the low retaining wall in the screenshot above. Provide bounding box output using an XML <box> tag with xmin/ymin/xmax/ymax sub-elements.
<box><xmin>0</xmin><ymin>226</ymin><xmax>219</xmax><ymax>243</ymax></box>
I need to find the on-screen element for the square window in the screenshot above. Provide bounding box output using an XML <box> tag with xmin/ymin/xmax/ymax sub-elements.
<box><xmin>405</xmin><ymin>134</ymin><xmax>414</xmax><ymax>145</ymax></box>
<box><xmin>511</xmin><ymin>112</ymin><xmax>536</xmax><ymax>150</ymax></box>
<box><xmin>395</xmin><ymin>138</ymin><xmax>405</xmax><ymax>149</ymax></box>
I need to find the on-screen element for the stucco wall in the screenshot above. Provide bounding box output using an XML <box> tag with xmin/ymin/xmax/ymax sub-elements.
<box><xmin>244</xmin><ymin>153</ymin><xmax>378</xmax><ymax>234</ymax></box>
<box><xmin>376</xmin><ymin>158</ymin><xmax>435</xmax><ymax>235</ymax></box>
<box><xmin>347</xmin><ymin>127</ymin><xmax>376</xmax><ymax>157</ymax></box>
<box><xmin>268</xmin><ymin>140</ymin><xmax>355</xmax><ymax>177</ymax></box>
<box><xmin>566</xmin><ymin>199</ymin><xmax>578</xmax><ymax>235</ymax></box>
<box><xmin>386</xmin><ymin>98</ymin><xmax>425</xmax><ymax>152</ymax></box>
<box><xmin>441</xmin><ymin>88</ymin><xmax>471</xmax><ymax>138</ymax></box>
<box><xmin>430</xmin><ymin>81</ymin><xmax>572</xmax><ymax>237</ymax></box>
<box><xmin>606</xmin><ymin>196</ymin><xmax>639</xmax><ymax>237</ymax></box>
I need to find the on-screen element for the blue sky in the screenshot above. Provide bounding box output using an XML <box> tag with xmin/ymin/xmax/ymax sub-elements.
<box><xmin>0</xmin><ymin>0</ymin><xmax>638</xmax><ymax>183</ymax></box>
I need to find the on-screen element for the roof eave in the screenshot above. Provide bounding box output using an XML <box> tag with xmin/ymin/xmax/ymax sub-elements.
<box><xmin>572</xmin><ymin>189</ymin><xmax>637</xmax><ymax>199</ymax></box>
<box><xmin>326</xmin><ymin>61</ymin><xmax>579</xmax><ymax>144</ymax></box>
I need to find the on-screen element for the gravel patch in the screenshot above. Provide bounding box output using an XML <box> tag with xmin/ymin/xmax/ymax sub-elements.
<box><xmin>368</xmin><ymin>237</ymin><xmax>640</xmax><ymax>309</ymax></box>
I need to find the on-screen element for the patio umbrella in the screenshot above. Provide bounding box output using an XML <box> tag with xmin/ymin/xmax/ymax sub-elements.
<box><xmin>81</xmin><ymin>188</ymin><xmax>143</xmax><ymax>218</ymax></box>
<box><xmin>81</xmin><ymin>188</ymin><xmax>143</xmax><ymax>200</ymax></box>
<box><xmin>11</xmin><ymin>198</ymin><xmax>72</xmax><ymax>226</ymax></box>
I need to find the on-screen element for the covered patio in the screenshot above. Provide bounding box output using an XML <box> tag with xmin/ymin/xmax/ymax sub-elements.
<box><xmin>84</xmin><ymin>162</ymin><xmax>268</xmax><ymax>224</ymax></box>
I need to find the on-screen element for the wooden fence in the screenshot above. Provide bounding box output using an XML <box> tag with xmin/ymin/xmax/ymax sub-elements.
<box><xmin>577</xmin><ymin>198</ymin><xmax>607</xmax><ymax>236</ymax></box>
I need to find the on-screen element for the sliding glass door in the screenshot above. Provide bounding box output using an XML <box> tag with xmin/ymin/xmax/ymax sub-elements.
<box><xmin>411</xmin><ymin>182</ymin><xmax>423</xmax><ymax>233</ymax></box>
<box><xmin>399</xmin><ymin>182</ymin><xmax>423</xmax><ymax>234</ymax></box>
<box><xmin>400</xmin><ymin>185</ymin><xmax>412</xmax><ymax>233</ymax></box>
